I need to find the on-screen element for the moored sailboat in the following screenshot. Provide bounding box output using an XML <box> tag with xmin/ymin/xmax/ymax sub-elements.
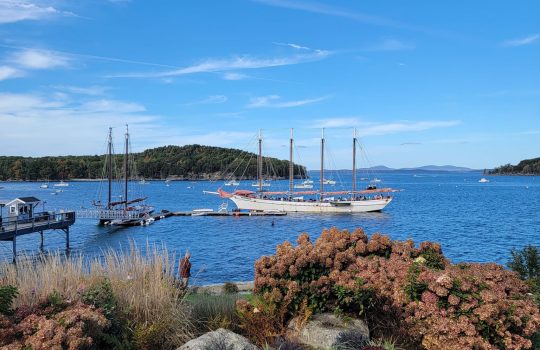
<box><xmin>217</xmin><ymin>128</ymin><xmax>396</xmax><ymax>213</ymax></box>
<box><xmin>80</xmin><ymin>126</ymin><xmax>154</xmax><ymax>225</ymax></box>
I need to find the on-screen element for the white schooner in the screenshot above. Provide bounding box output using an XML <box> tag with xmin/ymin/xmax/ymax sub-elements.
<box><xmin>217</xmin><ymin>129</ymin><xmax>396</xmax><ymax>213</ymax></box>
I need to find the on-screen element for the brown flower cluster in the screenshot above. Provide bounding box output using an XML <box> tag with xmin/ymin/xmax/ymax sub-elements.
<box><xmin>254</xmin><ymin>227</ymin><xmax>540</xmax><ymax>350</ymax></box>
<box><xmin>0</xmin><ymin>300</ymin><xmax>109</xmax><ymax>350</ymax></box>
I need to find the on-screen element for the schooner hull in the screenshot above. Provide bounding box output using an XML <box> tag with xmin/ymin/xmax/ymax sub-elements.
<box><xmin>229</xmin><ymin>195</ymin><xmax>392</xmax><ymax>213</ymax></box>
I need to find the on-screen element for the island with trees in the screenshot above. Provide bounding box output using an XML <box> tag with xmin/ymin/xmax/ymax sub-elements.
<box><xmin>0</xmin><ymin>145</ymin><xmax>306</xmax><ymax>181</ymax></box>
<box><xmin>487</xmin><ymin>157</ymin><xmax>540</xmax><ymax>175</ymax></box>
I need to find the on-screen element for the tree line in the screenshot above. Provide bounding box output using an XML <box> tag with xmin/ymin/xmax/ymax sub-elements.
<box><xmin>0</xmin><ymin>145</ymin><xmax>306</xmax><ymax>181</ymax></box>
<box><xmin>487</xmin><ymin>157</ymin><xmax>540</xmax><ymax>175</ymax></box>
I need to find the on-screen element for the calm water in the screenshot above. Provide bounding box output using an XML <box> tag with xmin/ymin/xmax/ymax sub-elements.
<box><xmin>1</xmin><ymin>172</ymin><xmax>539</xmax><ymax>284</ymax></box>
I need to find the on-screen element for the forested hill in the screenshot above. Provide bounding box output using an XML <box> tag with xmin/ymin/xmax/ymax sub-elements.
<box><xmin>0</xmin><ymin>145</ymin><xmax>306</xmax><ymax>181</ymax></box>
<box><xmin>487</xmin><ymin>157</ymin><xmax>540</xmax><ymax>175</ymax></box>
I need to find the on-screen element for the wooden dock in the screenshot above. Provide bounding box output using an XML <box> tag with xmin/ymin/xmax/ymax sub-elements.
<box><xmin>169</xmin><ymin>211</ymin><xmax>287</xmax><ymax>217</ymax></box>
<box><xmin>0</xmin><ymin>211</ymin><xmax>76</xmax><ymax>262</ymax></box>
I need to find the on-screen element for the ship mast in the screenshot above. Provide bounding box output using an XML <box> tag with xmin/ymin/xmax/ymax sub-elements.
<box><xmin>352</xmin><ymin>128</ymin><xmax>357</xmax><ymax>194</ymax></box>
<box><xmin>107</xmin><ymin>127</ymin><xmax>113</xmax><ymax>209</ymax></box>
<box><xmin>124</xmin><ymin>125</ymin><xmax>129</xmax><ymax>210</ymax></box>
<box><xmin>258</xmin><ymin>129</ymin><xmax>263</xmax><ymax>194</ymax></box>
<box><xmin>289</xmin><ymin>128</ymin><xmax>294</xmax><ymax>197</ymax></box>
<box><xmin>320</xmin><ymin>128</ymin><xmax>325</xmax><ymax>201</ymax></box>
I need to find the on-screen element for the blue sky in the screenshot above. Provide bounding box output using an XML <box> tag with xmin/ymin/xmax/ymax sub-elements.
<box><xmin>0</xmin><ymin>0</ymin><xmax>538</xmax><ymax>169</ymax></box>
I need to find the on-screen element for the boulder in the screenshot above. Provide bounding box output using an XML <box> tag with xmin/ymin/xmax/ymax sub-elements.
<box><xmin>178</xmin><ymin>328</ymin><xmax>258</xmax><ymax>350</ymax></box>
<box><xmin>287</xmin><ymin>313</ymin><xmax>370</xmax><ymax>349</ymax></box>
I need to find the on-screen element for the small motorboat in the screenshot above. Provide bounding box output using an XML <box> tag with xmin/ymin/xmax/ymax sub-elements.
<box><xmin>54</xmin><ymin>181</ymin><xmax>69</xmax><ymax>187</ymax></box>
<box><xmin>478</xmin><ymin>178</ymin><xmax>490</xmax><ymax>183</ymax></box>
<box><xmin>225</xmin><ymin>180</ymin><xmax>240</xmax><ymax>186</ymax></box>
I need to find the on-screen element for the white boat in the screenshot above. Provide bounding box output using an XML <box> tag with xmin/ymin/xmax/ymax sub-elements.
<box><xmin>40</xmin><ymin>183</ymin><xmax>49</xmax><ymax>189</ymax></box>
<box><xmin>251</xmin><ymin>182</ymin><xmax>271</xmax><ymax>187</ymax></box>
<box><xmin>371</xmin><ymin>178</ymin><xmax>382</xmax><ymax>183</ymax></box>
<box><xmin>138</xmin><ymin>179</ymin><xmax>149</xmax><ymax>185</ymax></box>
<box><xmin>215</xmin><ymin>128</ymin><xmax>395</xmax><ymax>213</ymax></box>
<box><xmin>225</xmin><ymin>180</ymin><xmax>240</xmax><ymax>186</ymax></box>
<box><xmin>478</xmin><ymin>178</ymin><xmax>490</xmax><ymax>183</ymax></box>
<box><xmin>293</xmin><ymin>183</ymin><xmax>314</xmax><ymax>189</ymax></box>
<box><xmin>54</xmin><ymin>181</ymin><xmax>69</xmax><ymax>187</ymax></box>
<box><xmin>322</xmin><ymin>179</ymin><xmax>336</xmax><ymax>185</ymax></box>
<box><xmin>303</xmin><ymin>179</ymin><xmax>314</xmax><ymax>184</ymax></box>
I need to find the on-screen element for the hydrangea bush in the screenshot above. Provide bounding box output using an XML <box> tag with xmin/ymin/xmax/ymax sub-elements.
<box><xmin>254</xmin><ymin>227</ymin><xmax>540</xmax><ymax>350</ymax></box>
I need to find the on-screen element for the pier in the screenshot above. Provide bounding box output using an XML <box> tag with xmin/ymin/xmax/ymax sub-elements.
<box><xmin>0</xmin><ymin>197</ymin><xmax>76</xmax><ymax>262</ymax></box>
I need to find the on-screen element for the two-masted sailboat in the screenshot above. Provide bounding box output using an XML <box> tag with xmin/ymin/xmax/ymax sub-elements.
<box><xmin>217</xmin><ymin>129</ymin><xmax>395</xmax><ymax>213</ymax></box>
<box><xmin>81</xmin><ymin>126</ymin><xmax>154</xmax><ymax>226</ymax></box>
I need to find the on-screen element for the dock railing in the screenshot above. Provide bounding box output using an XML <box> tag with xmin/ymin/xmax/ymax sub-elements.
<box><xmin>0</xmin><ymin>211</ymin><xmax>76</xmax><ymax>239</ymax></box>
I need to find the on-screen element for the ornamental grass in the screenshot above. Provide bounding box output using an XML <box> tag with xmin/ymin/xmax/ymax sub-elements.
<box><xmin>254</xmin><ymin>227</ymin><xmax>540</xmax><ymax>350</ymax></box>
<box><xmin>0</xmin><ymin>243</ymin><xmax>194</xmax><ymax>349</ymax></box>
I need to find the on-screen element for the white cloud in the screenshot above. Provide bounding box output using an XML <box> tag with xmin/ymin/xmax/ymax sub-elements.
<box><xmin>0</xmin><ymin>65</ymin><xmax>24</xmax><ymax>80</ymax></box>
<box><xmin>0</xmin><ymin>1</ymin><xmax>72</xmax><ymax>23</ymax></box>
<box><xmin>186</xmin><ymin>95</ymin><xmax>228</xmax><ymax>105</ymax></box>
<box><xmin>9</xmin><ymin>49</ymin><xmax>70</xmax><ymax>69</ymax></box>
<box><xmin>247</xmin><ymin>95</ymin><xmax>328</xmax><ymax>108</ymax></box>
<box><xmin>0</xmin><ymin>92</ymin><xmax>162</xmax><ymax>155</ymax></box>
<box><xmin>273</xmin><ymin>42</ymin><xmax>311</xmax><ymax>50</ymax></box>
<box><xmin>80</xmin><ymin>99</ymin><xmax>146</xmax><ymax>113</ymax></box>
<box><xmin>112</xmin><ymin>50</ymin><xmax>331</xmax><ymax>78</ymax></box>
<box><xmin>53</xmin><ymin>85</ymin><xmax>110</xmax><ymax>96</ymax></box>
<box><xmin>312</xmin><ymin>118</ymin><xmax>461</xmax><ymax>135</ymax></box>
<box><xmin>502</xmin><ymin>34</ymin><xmax>540</xmax><ymax>47</ymax></box>
<box><xmin>222</xmin><ymin>72</ymin><xmax>248</xmax><ymax>80</ymax></box>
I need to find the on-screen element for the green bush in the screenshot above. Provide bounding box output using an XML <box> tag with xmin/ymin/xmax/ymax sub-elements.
<box><xmin>0</xmin><ymin>285</ymin><xmax>18</xmax><ymax>315</ymax></box>
<box><xmin>83</xmin><ymin>279</ymin><xmax>133</xmax><ymax>349</ymax></box>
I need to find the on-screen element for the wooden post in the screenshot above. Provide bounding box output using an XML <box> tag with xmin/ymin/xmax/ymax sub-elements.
<box><xmin>40</xmin><ymin>231</ymin><xmax>44</xmax><ymax>250</ymax></box>
<box><xmin>320</xmin><ymin>128</ymin><xmax>325</xmax><ymax>201</ymax></box>
<box><xmin>65</xmin><ymin>227</ymin><xmax>70</xmax><ymax>251</ymax></box>
<box><xmin>12</xmin><ymin>234</ymin><xmax>16</xmax><ymax>264</ymax></box>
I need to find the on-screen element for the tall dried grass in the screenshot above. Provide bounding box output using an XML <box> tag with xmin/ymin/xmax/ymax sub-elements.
<box><xmin>0</xmin><ymin>242</ymin><xmax>194</xmax><ymax>348</ymax></box>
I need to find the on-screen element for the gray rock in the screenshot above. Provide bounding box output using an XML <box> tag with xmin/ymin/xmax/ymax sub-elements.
<box><xmin>178</xmin><ymin>328</ymin><xmax>259</xmax><ymax>350</ymax></box>
<box><xmin>287</xmin><ymin>313</ymin><xmax>369</xmax><ymax>349</ymax></box>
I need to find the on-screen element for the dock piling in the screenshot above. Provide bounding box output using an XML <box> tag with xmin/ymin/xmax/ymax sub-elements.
<box><xmin>40</xmin><ymin>231</ymin><xmax>44</xmax><ymax>250</ymax></box>
<box><xmin>12</xmin><ymin>234</ymin><xmax>16</xmax><ymax>264</ymax></box>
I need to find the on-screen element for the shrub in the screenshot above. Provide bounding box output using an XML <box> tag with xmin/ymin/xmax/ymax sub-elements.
<box><xmin>255</xmin><ymin>227</ymin><xmax>540</xmax><ymax>350</ymax></box>
<box><xmin>0</xmin><ymin>285</ymin><xmax>18</xmax><ymax>315</ymax></box>
<box><xmin>223</xmin><ymin>282</ymin><xmax>239</xmax><ymax>294</ymax></box>
<box><xmin>236</xmin><ymin>297</ymin><xmax>286</xmax><ymax>347</ymax></box>
<box><xmin>0</xmin><ymin>301</ymin><xmax>110</xmax><ymax>349</ymax></box>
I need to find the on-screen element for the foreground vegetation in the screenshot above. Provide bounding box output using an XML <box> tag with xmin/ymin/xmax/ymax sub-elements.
<box><xmin>0</xmin><ymin>144</ymin><xmax>305</xmax><ymax>181</ymax></box>
<box><xmin>1</xmin><ymin>230</ymin><xmax>540</xmax><ymax>349</ymax></box>
<box><xmin>488</xmin><ymin>157</ymin><xmax>540</xmax><ymax>175</ymax></box>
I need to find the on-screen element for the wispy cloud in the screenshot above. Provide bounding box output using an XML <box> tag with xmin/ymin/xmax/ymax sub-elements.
<box><xmin>400</xmin><ymin>142</ymin><xmax>422</xmax><ymax>146</ymax></box>
<box><xmin>0</xmin><ymin>1</ymin><xmax>73</xmax><ymax>24</ymax></box>
<box><xmin>247</xmin><ymin>95</ymin><xmax>328</xmax><ymax>108</ymax></box>
<box><xmin>364</xmin><ymin>38</ymin><xmax>415</xmax><ymax>51</ymax></box>
<box><xmin>53</xmin><ymin>85</ymin><xmax>110</xmax><ymax>96</ymax></box>
<box><xmin>111</xmin><ymin>50</ymin><xmax>332</xmax><ymax>78</ymax></box>
<box><xmin>312</xmin><ymin>118</ymin><xmax>461</xmax><ymax>135</ymax></box>
<box><xmin>273</xmin><ymin>42</ymin><xmax>311</xmax><ymax>50</ymax></box>
<box><xmin>9</xmin><ymin>49</ymin><xmax>71</xmax><ymax>69</ymax></box>
<box><xmin>501</xmin><ymin>34</ymin><xmax>540</xmax><ymax>47</ymax></box>
<box><xmin>0</xmin><ymin>65</ymin><xmax>24</xmax><ymax>80</ymax></box>
<box><xmin>253</xmin><ymin>0</ymin><xmax>423</xmax><ymax>32</ymax></box>
<box><xmin>186</xmin><ymin>95</ymin><xmax>228</xmax><ymax>106</ymax></box>
<box><xmin>222</xmin><ymin>72</ymin><xmax>249</xmax><ymax>80</ymax></box>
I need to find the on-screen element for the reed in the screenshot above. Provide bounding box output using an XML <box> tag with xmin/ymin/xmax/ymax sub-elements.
<box><xmin>0</xmin><ymin>242</ymin><xmax>194</xmax><ymax>348</ymax></box>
